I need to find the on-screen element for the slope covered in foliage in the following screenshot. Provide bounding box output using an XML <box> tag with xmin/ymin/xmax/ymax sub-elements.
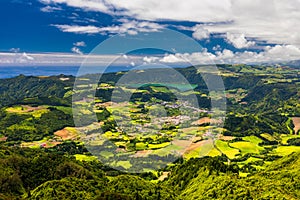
<box><xmin>163</xmin><ymin>153</ymin><xmax>300</xmax><ymax>199</ymax></box>
<box><xmin>1</xmin><ymin>145</ymin><xmax>300</xmax><ymax>199</ymax></box>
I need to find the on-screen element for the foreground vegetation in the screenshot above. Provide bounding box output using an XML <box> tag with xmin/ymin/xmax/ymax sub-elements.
<box><xmin>0</xmin><ymin>145</ymin><xmax>300</xmax><ymax>199</ymax></box>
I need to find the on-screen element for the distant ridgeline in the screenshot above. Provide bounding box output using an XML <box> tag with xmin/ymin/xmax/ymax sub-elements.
<box><xmin>0</xmin><ymin>74</ymin><xmax>74</xmax><ymax>107</ymax></box>
<box><xmin>0</xmin><ymin>65</ymin><xmax>300</xmax><ymax>199</ymax></box>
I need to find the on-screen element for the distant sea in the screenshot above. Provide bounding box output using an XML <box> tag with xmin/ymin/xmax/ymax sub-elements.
<box><xmin>0</xmin><ymin>65</ymin><xmax>187</xmax><ymax>79</ymax></box>
<box><xmin>0</xmin><ymin>66</ymin><xmax>134</xmax><ymax>79</ymax></box>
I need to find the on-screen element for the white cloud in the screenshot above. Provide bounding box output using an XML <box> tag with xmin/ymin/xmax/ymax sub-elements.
<box><xmin>192</xmin><ymin>25</ymin><xmax>210</xmax><ymax>40</ymax></box>
<box><xmin>176</xmin><ymin>24</ymin><xmax>210</xmax><ymax>40</ymax></box>
<box><xmin>21</xmin><ymin>53</ymin><xmax>34</xmax><ymax>61</ymax></box>
<box><xmin>156</xmin><ymin>45</ymin><xmax>300</xmax><ymax>65</ymax></box>
<box><xmin>53</xmin><ymin>20</ymin><xmax>164</xmax><ymax>35</ymax></box>
<box><xmin>74</xmin><ymin>41</ymin><xmax>86</xmax><ymax>47</ymax></box>
<box><xmin>263</xmin><ymin>45</ymin><xmax>300</xmax><ymax>61</ymax></box>
<box><xmin>40</xmin><ymin>0</ymin><xmax>111</xmax><ymax>13</ymax></box>
<box><xmin>71</xmin><ymin>47</ymin><xmax>83</xmax><ymax>55</ymax></box>
<box><xmin>226</xmin><ymin>32</ymin><xmax>255</xmax><ymax>49</ymax></box>
<box><xmin>7</xmin><ymin>52</ymin><xmax>36</xmax><ymax>64</ymax></box>
<box><xmin>98</xmin><ymin>19</ymin><xmax>164</xmax><ymax>35</ymax></box>
<box><xmin>159</xmin><ymin>54</ymin><xmax>186</xmax><ymax>63</ymax></box>
<box><xmin>0</xmin><ymin>52</ymin><xmax>144</xmax><ymax>66</ymax></box>
<box><xmin>41</xmin><ymin>0</ymin><xmax>231</xmax><ymax>22</ymax></box>
<box><xmin>143</xmin><ymin>56</ymin><xmax>159</xmax><ymax>63</ymax></box>
<box><xmin>42</xmin><ymin>0</ymin><xmax>300</xmax><ymax>47</ymax></box>
<box><xmin>53</xmin><ymin>25</ymin><xmax>101</xmax><ymax>34</ymax></box>
<box><xmin>40</xmin><ymin>5</ymin><xmax>62</xmax><ymax>12</ymax></box>
<box><xmin>109</xmin><ymin>0</ymin><xmax>232</xmax><ymax>22</ymax></box>
<box><xmin>1</xmin><ymin>45</ymin><xmax>300</xmax><ymax>66</ymax></box>
<box><xmin>202</xmin><ymin>0</ymin><xmax>300</xmax><ymax>47</ymax></box>
<box><xmin>212</xmin><ymin>45</ymin><xmax>221</xmax><ymax>51</ymax></box>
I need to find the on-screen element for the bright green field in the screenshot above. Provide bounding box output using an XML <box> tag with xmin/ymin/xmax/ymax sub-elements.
<box><xmin>74</xmin><ymin>154</ymin><xmax>97</xmax><ymax>162</ymax></box>
<box><xmin>238</xmin><ymin>157</ymin><xmax>263</xmax><ymax>167</ymax></box>
<box><xmin>243</xmin><ymin>136</ymin><xmax>263</xmax><ymax>145</ymax></box>
<box><xmin>280</xmin><ymin>134</ymin><xmax>300</xmax><ymax>145</ymax></box>
<box><xmin>260</xmin><ymin>133</ymin><xmax>276</xmax><ymax>142</ymax></box>
<box><xmin>230</xmin><ymin>141</ymin><xmax>264</xmax><ymax>155</ymax></box>
<box><xmin>241</xmin><ymin>157</ymin><xmax>263</xmax><ymax>164</ymax></box>
<box><xmin>136</xmin><ymin>142</ymin><xmax>148</xmax><ymax>150</ymax></box>
<box><xmin>272</xmin><ymin>146</ymin><xmax>300</xmax><ymax>156</ymax></box>
<box><xmin>215</xmin><ymin>140</ymin><xmax>240</xmax><ymax>159</ymax></box>
<box><xmin>148</xmin><ymin>142</ymin><xmax>170</xmax><ymax>150</ymax></box>
<box><xmin>207</xmin><ymin>148</ymin><xmax>222</xmax><ymax>157</ymax></box>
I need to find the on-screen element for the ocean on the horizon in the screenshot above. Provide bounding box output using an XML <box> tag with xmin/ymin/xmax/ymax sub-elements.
<box><xmin>0</xmin><ymin>66</ymin><xmax>134</xmax><ymax>79</ymax></box>
<box><xmin>0</xmin><ymin>65</ymin><xmax>188</xmax><ymax>79</ymax></box>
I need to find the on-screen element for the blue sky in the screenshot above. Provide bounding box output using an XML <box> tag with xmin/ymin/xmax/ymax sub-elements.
<box><xmin>0</xmin><ymin>0</ymin><xmax>300</xmax><ymax>66</ymax></box>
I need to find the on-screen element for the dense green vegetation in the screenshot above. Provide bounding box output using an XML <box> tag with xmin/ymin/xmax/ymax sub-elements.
<box><xmin>0</xmin><ymin>107</ymin><xmax>74</xmax><ymax>142</ymax></box>
<box><xmin>0</xmin><ymin>75</ymin><xmax>73</xmax><ymax>107</ymax></box>
<box><xmin>0</xmin><ymin>145</ymin><xmax>300</xmax><ymax>199</ymax></box>
<box><xmin>164</xmin><ymin>153</ymin><xmax>300</xmax><ymax>199</ymax></box>
<box><xmin>1</xmin><ymin>64</ymin><xmax>300</xmax><ymax>199</ymax></box>
<box><xmin>0</xmin><ymin>146</ymin><xmax>175</xmax><ymax>199</ymax></box>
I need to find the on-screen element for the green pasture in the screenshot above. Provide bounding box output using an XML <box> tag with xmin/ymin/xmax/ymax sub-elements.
<box><xmin>230</xmin><ymin>141</ymin><xmax>264</xmax><ymax>155</ymax></box>
<box><xmin>215</xmin><ymin>140</ymin><xmax>240</xmax><ymax>159</ymax></box>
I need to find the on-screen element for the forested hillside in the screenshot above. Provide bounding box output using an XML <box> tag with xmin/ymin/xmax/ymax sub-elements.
<box><xmin>1</xmin><ymin>65</ymin><xmax>300</xmax><ymax>199</ymax></box>
<box><xmin>0</xmin><ymin>145</ymin><xmax>299</xmax><ymax>199</ymax></box>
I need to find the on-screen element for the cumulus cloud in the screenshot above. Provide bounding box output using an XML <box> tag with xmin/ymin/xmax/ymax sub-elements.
<box><xmin>176</xmin><ymin>24</ymin><xmax>210</xmax><ymax>40</ymax></box>
<box><xmin>153</xmin><ymin>45</ymin><xmax>300</xmax><ymax>65</ymax></box>
<box><xmin>192</xmin><ymin>25</ymin><xmax>210</xmax><ymax>40</ymax></box>
<box><xmin>201</xmin><ymin>1</ymin><xmax>300</xmax><ymax>47</ymax></box>
<box><xmin>1</xmin><ymin>45</ymin><xmax>300</xmax><ymax>66</ymax></box>
<box><xmin>39</xmin><ymin>0</ymin><xmax>111</xmax><ymax>13</ymax></box>
<box><xmin>160</xmin><ymin>54</ymin><xmax>186</xmax><ymax>63</ymax></box>
<box><xmin>71</xmin><ymin>47</ymin><xmax>83</xmax><ymax>55</ymax></box>
<box><xmin>42</xmin><ymin>0</ymin><xmax>300</xmax><ymax>47</ymax></box>
<box><xmin>109</xmin><ymin>0</ymin><xmax>232</xmax><ymax>22</ymax></box>
<box><xmin>53</xmin><ymin>20</ymin><xmax>164</xmax><ymax>35</ymax></box>
<box><xmin>41</xmin><ymin>0</ymin><xmax>231</xmax><ymax>22</ymax></box>
<box><xmin>226</xmin><ymin>33</ymin><xmax>255</xmax><ymax>49</ymax></box>
<box><xmin>143</xmin><ymin>56</ymin><xmax>159</xmax><ymax>63</ymax></box>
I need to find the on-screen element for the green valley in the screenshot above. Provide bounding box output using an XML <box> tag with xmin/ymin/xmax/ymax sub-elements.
<box><xmin>1</xmin><ymin>64</ymin><xmax>300</xmax><ymax>199</ymax></box>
